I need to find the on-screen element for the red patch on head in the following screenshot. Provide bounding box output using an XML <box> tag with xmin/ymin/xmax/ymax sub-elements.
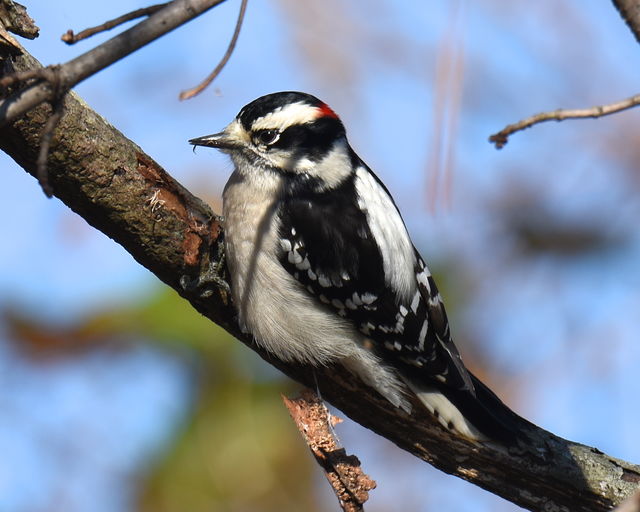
<box><xmin>317</xmin><ymin>102</ymin><xmax>339</xmax><ymax>119</ymax></box>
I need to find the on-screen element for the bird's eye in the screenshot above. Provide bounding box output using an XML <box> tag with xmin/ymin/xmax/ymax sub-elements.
<box><xmin>255</xmin><ymin>129</ymin><xmax>279</xmax><ymax>146</ymax></box>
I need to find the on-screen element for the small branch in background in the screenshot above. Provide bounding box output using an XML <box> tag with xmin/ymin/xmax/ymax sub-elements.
<box><xmin>612</xmin><ymin>0</ymin><xmax>640</xmax><ymax>45</ymax></box>
<box><xmin>36</xmin><ymin>98</ymin><xmax>63</xmax><ymax>197</ymax></box>
<box><xmin>489</xmin><ymin>92</ymin><xmax>640</xmax><ymax>149</ymax></box>
<box><xmin>179</xmin><ymin>0</ymin><xmax>247</xmax><ymax>100</ymax></box>
<box><xmin>0</xmin><ymin>66</ymin><xmax>45</xmax><ymax>88</ymax></box>
<box><xmin>282</xmin><ymin>389</ymin><xmax>376</xmax><ymax>512</ymax></box>
<box><xmin>61</xmin><ymin>3</ymin><xmax>168</xmax><ymax>45</ymax></box>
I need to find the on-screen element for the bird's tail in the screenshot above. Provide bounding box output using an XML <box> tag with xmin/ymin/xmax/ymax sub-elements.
<box><xmin>405</xmin><ymin>372</ymin><xmax>534</xmax><ymax>444</ymax></box>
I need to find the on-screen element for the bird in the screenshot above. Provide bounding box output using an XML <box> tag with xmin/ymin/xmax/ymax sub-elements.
<box><xmin>189</xmin><ymin>91</ymin><xmax>528</xmax><ymax>443</ymax></box>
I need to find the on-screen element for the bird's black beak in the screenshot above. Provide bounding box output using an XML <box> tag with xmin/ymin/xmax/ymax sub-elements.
<box><xmin>188</xmin><ymin>131</ymin><xmax>240</xmax><ymax>150</ymax></box>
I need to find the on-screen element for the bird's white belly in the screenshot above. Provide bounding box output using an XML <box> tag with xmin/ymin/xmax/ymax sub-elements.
<box><xmin>222</xmin><ymin>171</ymin><xmax>359</xmax><ymax>365</ymax></box>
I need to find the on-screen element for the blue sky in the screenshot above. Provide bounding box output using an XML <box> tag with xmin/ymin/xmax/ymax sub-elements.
<box><xmin>2</xmin><ymin>1</ymin><xmax>640</xmax><ymax>510</ymax></box>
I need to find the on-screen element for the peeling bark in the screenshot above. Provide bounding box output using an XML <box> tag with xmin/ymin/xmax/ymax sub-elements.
<box><xmin>283</xmin><ymin>390</ymin><xmax>376</xmax><ymax>511</ymax></box>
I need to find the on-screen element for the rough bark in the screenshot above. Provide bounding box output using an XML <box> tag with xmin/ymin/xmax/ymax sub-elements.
<box><xmin>2</xmin><ymin>14</ymin><xmax>640</xmax><ymax>512</ymax></box>
<box><xmin>613</xmin><ymin>0</ymin><xmax>640</xmax><ymax>44</ymax></box>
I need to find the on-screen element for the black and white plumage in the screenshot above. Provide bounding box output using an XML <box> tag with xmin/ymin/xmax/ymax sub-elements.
<box><xmin>189</xmin><ymin>91</ymin><xmax>525</xmax><ymax>442</ymax></box>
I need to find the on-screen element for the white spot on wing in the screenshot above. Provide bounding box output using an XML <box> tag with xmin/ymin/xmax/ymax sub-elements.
<box><xmin>280</xmin><ymin>239</ymin><xmax>292</xmax><ymax>252</ymax></box>
<box><xmin>361</xmin><ymin>292</ymin><xmax>377</xmax><ymax>304</ymax></box>
<box><xmin>417</xmin><ymin>270</ymin><xmax>430</xmax><ymax>292</ymax></box>
<box><xmin>318</xmin><ymin>274</ymin><xmax>332</xmax><ymax>288</ymax></box>
<box><xmin>418</xmin><ymin>319</ymin><xmax>429</xmax><ymax>351</ymax></box>
<box><xmin>288</xmin><ymin>251</ymin><xmax>302</xmax><ymax>264</ymax></box>
<box><xmin>429</xmin><ymin>293</ymin><xmax>443</xmax><ymax>306</ymax></box>
<box><xmin>410</xmin><ymin>291</ymin><xmax>420</xmax><ymax>314</ymax></box>
<box><xmin>296</xmin><ymin>257</ymin><xmax>311</xmax><ymax>270</ymax></box>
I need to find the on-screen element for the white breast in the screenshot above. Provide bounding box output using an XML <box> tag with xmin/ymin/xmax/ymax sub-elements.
<box><xmin>223</xmin><ymin>170</ymin><xmax>360</xmax><ymax>365</ymax></box>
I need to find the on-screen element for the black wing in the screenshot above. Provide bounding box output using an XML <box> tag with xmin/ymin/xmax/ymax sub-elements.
<box><xmin>277</xmin><ymin>172</ymin><xmax>474</xmax><ymax>394</ymax></box>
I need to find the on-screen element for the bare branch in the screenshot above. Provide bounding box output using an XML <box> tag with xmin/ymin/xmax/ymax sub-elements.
<box><xmin>61</xmin><ymin>3</ymin><xmax>168</xmax><ymax>45</ymax></box>
<box><xmin>0</xmin><ymin>0</ymin><xmax>227</xmax><ymax>126</ymax></box>
<box><xmin>489</xmin><ymin>93</ymin><xmax>640</xmax><ymax>148</ymax></box>
<box><xmin>283</xmin><ymin>390</ymin><xmax>376</xmax><ymax>512</ymax></box>
<box><xmin>179</xmin><ymin>0</ymin><xmax>247</xmax><ymax>100</ymax></box>
<box><xmin>0</xmin><ymin>66</ymin><xmax>46</xmax><ymax>88</ymax></box>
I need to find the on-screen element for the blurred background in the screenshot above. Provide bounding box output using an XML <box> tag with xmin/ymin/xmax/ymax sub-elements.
<box><xmin>2</xmin><ymin>1</ymin><xmax>640</xmax><ymax>510</ymax></box>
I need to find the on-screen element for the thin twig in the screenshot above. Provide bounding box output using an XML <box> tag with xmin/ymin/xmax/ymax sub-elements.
<box><xmin>61</xmin><ymin>3</ymin><xmax>168</xmax><ymax>45</ymax></box>
<box><xmin>0</xmin><ymin>67</ymin><xmax>44</xmax><ymax>88</ymax></box>
<box><xmin>489</xmin><ymin>92</ymin><xmax>640</xmax><ymax>148</ymax></box>
<box><xmin>36</xmin><ymin>98</ymin><xmax>63</xmax><ymax>197</ymax></box>
<box><xmin>179</xmin><ymin>0</ymin><xmax>247</xmax><ymax>100</ymax></box>
<box><xmin>282</xmin><ymin>389</ymin><xmax>376</xmax><ymax>512</ymax></box>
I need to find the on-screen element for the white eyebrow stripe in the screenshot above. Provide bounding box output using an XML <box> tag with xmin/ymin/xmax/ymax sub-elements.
<box><xmin>251</xmin><ymin>102</ymin><xmax>321</xmax><ymax>131</ymax></box>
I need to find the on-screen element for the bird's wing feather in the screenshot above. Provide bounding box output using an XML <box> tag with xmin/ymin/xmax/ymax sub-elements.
<box><xmin>277</xmin><ymin>169</ymin><xmax>474</xmax><ymax>393</ymax></box>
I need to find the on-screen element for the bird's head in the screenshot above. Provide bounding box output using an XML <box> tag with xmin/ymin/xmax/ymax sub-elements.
<box><xmin>189</xmin><ymin>92</ymin><xmax>353</xmax><ymax>188</ymax></box>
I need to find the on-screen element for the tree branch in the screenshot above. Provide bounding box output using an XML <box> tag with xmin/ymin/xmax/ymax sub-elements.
<box><xmin>612</xmin><ymin>0</ymin><xmax>640</xmax><ymax>44</ymax></box>
<box><xmin>179</xmin><ymin>0</ymin><xmax>247</xmax><ymax>100</ymax></box>
<box><xmin>489</xmin><ymin>93</ymin><xmax>640</xmax><ymax>148</ymax></box>
<box><xmin>61</xmin><ymin>3</ymin><xmax>168</xmax><ymax>45</ymax></box>
<box><xmin>0</xmin><ymin>0</ymin><xmax>226</xmax><ymax>126</ymax></box>
<box><xmin>0</xmin><ymin>0</ymin><xmax>38</xmax><ymax>39</ymax></box>
<box><xmin>2</xmin><ymin>21</ymin><xmax>640</xmax><ymax>512</ymax></box>
<box><xmin>489</xmin><ymin>0</ymin><xmax>640</xmax><ymax>148</ymax></box>
<box><xmin>283</xmin><ymin>390</ymin><xmax>376</xmax><ymax>512</ymax></box>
